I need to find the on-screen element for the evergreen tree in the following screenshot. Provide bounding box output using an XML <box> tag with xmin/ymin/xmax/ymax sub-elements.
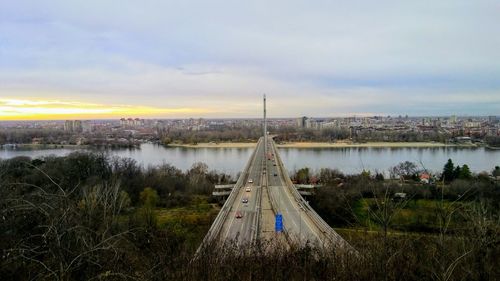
<box><xmin>459</xmin><ymin>164</ymin><xmax>472</xmax><ymax>179</ymax></box>
<box><xmin>442</xmin><ymin>159</ymin><xmax>455</xmax><ymax>182</ymax></box>
<box><xmin>453</xmin><ymin>165</ymin><xmax>461</xmax><ymax>180</ymax></box>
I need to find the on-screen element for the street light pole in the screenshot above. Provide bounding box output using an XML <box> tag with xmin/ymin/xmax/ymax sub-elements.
<box><xmin>263</xmin><ymin>94</ymin><xmax>267</xmax><ymax>154</ymax></box>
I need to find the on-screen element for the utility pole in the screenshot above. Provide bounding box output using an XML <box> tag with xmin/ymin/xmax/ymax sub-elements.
<box><xmin>263</xmin><ymin>94</ymin><xmax>267</xmax><ymax>154</ymax></box>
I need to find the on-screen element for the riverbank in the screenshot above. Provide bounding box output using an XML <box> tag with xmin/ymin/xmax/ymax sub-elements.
<box><xmin>277</xmin><ymin>141</ymin><xmax>477</xmax><ymax>148</ymax></box>
<box><xmin>2</xmin><ymin>143</ymin><xmax>140</xmax><ymax>150</ymax></box>
<box><xmin>166</xmin><ymin>141</ymin><xmax>477</xmax><ymax>149</ymax></box>
<box><xmin>1</xmin><ymin>143</ymin><xmax>87</xmax><ymax>150</ymax></box>
<box><xmin>166</xmin><ymin>142</ymin><xmax>258</xmax><ymax>148</ymax></box>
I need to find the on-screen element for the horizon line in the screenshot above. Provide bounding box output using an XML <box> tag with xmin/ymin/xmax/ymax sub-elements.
<box><xmin>0</xmin><ymin>114</ymin><xmax>495</xmax><ymax>122</ymax></box>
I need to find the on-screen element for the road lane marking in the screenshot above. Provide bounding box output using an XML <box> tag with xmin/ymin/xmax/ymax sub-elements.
<box><xmin>272</xmin><ymin>142</ymin><xmax>320</xmax><ymax>242</ymax></box>
<box><xmin>223</xmin><ymin>140</ymin><xmax>264</xmax><ymax>242</ymax></box>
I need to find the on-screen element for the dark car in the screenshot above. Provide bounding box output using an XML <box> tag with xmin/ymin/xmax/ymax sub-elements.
<box><xmin>242</xmin><ymin>197</ymin><xmax>249</xmax><ymax>203</ymax></box>
<box><xmin>274</xmin><ymin>173</ymin><xmax>278</xmax><ymax>176</ymax></box>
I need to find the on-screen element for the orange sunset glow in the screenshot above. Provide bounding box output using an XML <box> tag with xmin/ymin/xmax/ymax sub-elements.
<box><xmin>0</xmin><ymin>98</ymin><xmax>210</xmax><ymax>120</ymax></box>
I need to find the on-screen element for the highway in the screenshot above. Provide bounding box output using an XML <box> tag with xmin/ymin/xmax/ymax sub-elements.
<box><xmin>217</xmin><ymin>136</ymin><xmax>322</xmax><ymax>246</ymax></box>
<box><xmin>218</xmin><ymin>137</ymin><xmax>265</xmax><ymax>245</ymax></box>
<box><xmin>206</xmin><ymin>136</ymin><xmax>351</xmax><ymax>249</ymax></box>
<box><xmin>265</xmin><ymin>139</ymin><xmax>322</xmax><ymax>245</ymax></box>
<box><xmin>200</xmin><ymin>135</ymin><xmax>353</xmax><ymax>252</ymax></box>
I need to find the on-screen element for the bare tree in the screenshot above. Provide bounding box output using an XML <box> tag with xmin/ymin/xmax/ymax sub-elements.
<box><xmin>3</xmin><ymin>173</ymin><xmax>135</xmax><ymax>280</ymax></box>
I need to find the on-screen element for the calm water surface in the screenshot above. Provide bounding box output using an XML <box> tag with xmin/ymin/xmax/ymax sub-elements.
<box><xmin>1</xmin><ymin>143</ymin><xmax>498</xmax><ymax>176</ymax></box>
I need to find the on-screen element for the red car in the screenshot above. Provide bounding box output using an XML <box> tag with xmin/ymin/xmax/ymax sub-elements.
<box><xmin>235</xmin><ymin>211</ymin><xmax>243</xmax><ymax>218</ymax></box>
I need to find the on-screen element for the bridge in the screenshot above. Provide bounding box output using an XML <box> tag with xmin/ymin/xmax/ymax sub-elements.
<box><xmin>199</xmin><ymin>96</ymin><xmax>353</xmax><ymax>251</ymax></box>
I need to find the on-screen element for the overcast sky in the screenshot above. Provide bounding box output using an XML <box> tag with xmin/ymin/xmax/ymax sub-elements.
<box><xmin>1</xmin><ymin>0</ymin><xmax>499</xmax><ymax>119</ymax></box>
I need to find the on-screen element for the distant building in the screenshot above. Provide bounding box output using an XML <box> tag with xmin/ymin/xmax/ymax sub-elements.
<box><xmin>73</xmin><ymin>120</ymin><xmax>82</xmax><ymax>133</ymax></box>
<box><xmin>464</xmin><ymin>121</ymin><xmax>481</xmax><ymax>128</ymax></box>
<box><xmin>296</xmin><ymin>116</ymin><xmax>308</xmax><ymax>128</ymax></box>
<box><xmin>455</xmin><ymin>136</ymin><xmax>472</xmax><ymax>143</ymax></box>
<box><xmin>64</xmin><ymin>120</ymin><xmax>84</xmax><ymax>133</ymax></box>
<box><xmin>82</xmin><ymin>121</ymin><xmax>92</xmax><ymax>133</ymax></box>
<box><xmin>120</xmin><ymin>118</ymin><xmax>144</xmax><ymax>127</ymax></box>
<box><xmin>64</xmin><ymin>120</ymin><xmax>73</xmax><ymax>132</ymax></box>
<box><xmin>31</xmin><ymin>137</ymin><xmax>44</xmax><ymax>144</ymax></box>
<box><xmin>305</xmin><ymin>118</ymin><xmax>324</xmax><ymax>129</ymax></box>
<box><xmin>420</xmin><ymin>173</ymin><xmax>430</xmax><ymax>184</ymax></box>
<box><xmin>133</xmin><ymin>118</ymin><xmax>143</xmax><ymax>126</ymax></box>
<box><xmin>320</xmin><ymin>121</ymin><xmax>338</xmax><ymax>130</ymax></box>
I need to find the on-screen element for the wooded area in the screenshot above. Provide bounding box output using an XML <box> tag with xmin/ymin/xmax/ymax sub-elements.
<box><xmin>1</xmin><ymin>153</ymin><xmax>499</xmax><ymax>280</ymax></box>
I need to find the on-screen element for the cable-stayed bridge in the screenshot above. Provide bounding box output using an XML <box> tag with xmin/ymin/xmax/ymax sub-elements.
<box><xmin>199</xmin><ymin>96</ymin><xmax>353</xmax><ymax>251</ymax></box>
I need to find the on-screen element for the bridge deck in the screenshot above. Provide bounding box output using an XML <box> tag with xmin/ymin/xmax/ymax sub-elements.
<box><xmin>200</xmin><ymin>137</ymin><xmax>353</xmax><ymax>251</ymax></box>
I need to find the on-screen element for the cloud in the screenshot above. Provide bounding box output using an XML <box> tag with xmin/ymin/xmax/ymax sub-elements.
<box><xmin>0</xmin><ymin>0</ymin><xmax>499</xmax><ymax>119</ymax></box>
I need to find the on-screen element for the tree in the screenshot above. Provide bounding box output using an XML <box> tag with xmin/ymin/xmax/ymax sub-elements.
<box><xmin>453</xmin><ymin>165</ymin><xmax>462</xmax><ymax>180</ymax></box>
<box><xmin>318</xmin><ymin>168</ymin><xmax>344</xmax><ymax>184</ymax></box>
<box><xmin>390</xmin><ymin>161</ymin><xmax>419</xmax><ymax>180</ymax></box>
<box><xmin>492</xmin><ymin>166</ymin><xmax>500</xmax><ymax>177</ymax></box>
<box><xmin>188</xmin><ymin>162</ymin><xmax>213</xmax><ymax>195</ymax></box>
<box><xmin>459</xmin><ymin>164</ymin><xmax>471</xmax><ymax>179</ymax></box>
<box><xmin>138</xmin><ymin>187</ymin><xmax>159</xmax><ymax>229</ymax></box>
<box><xmin>163</xmin><ymin>137</ymin><xmax>172</xmax><ymax>145</ymax></box>
<box><xmin>295</xmin><ymin>167</ymin><xmax>310</xmax><ymax>184</ymax></box>
<box><xmin>375</xmin><ymin>173</ymin><xmax>385</xmax><ymax>181</ymax></box>
<box><xmin>140</xmin><ymin>187</ymin><xmax>159</xmax><ymax>207</ymax></box>
<box><xmin>2</xmin><ymin>178</ymin><xmax>134</xmax><ymax>280</ymax></box>
<box><xmin>367</xmin><ymin>185</ymin><xmax>410</xmax><ymax>281</ymax></box>
<box><xmin>189</xmin><ymin>162</ymin><xmax>209</xmax><ymax>176</ymax></box>
<box><xmin>442</xmin><ymin>159</ymin><xmax>455</xmax><ymax>182</ymax></box>
<box><xmin>361</xmin><ymin>169</ymin><xmax>371</xmax><ymax>178</ymax></box>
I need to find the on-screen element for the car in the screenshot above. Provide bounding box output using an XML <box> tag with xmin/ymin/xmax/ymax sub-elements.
<box><xmin>235</xmin><ymin>211</ymin><xmax>243</xmax><ymax>218</ymax></box>
<box><xmin>248</xmin><ymin>179</ymin><xmax>253</xmax><ymax>183</ymax></box>
<box><xmin>242</xmin><ymin>197</ymin><xmax>249</xmax><ymax>203</ymax></box>
<box><xmin>274</xmin><ymin>173</ymin><xmax>278</xmax><ymax>176</ymax></box>
<box><xmin>245</xmin><ymin>187</ymin><xmax>251</xmax><ymax>192</ymax></box>
<box><xmin>273</xmin><ymin>163</ymin><xmax>276</xmax><ymax>166</ymax></box>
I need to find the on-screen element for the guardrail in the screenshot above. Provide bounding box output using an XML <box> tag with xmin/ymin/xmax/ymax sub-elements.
<box><xmin>264</xmin><ymin>145</ymin><xmax>293</xmax><ymax>243</ymax></box>
<box><xmin>251</xmin><ymin>169</ymin><xmax>264</xmax><ymax>242</ymax></box>
<box><xmin>198</xmin><ymin>138</ymin><xmax>263</xmax><ymax>249</ymax></box>
<box><xmin>271</xmin><ymin>140</ymin><xmax>356</xmax><ymax>252</ymax></box>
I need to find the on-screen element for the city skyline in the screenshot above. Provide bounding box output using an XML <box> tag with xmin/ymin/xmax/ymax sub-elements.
<box><xmin>1</xmin><ymin>1</ymin><xmax>500</xmax><ymax>120</ymax></box>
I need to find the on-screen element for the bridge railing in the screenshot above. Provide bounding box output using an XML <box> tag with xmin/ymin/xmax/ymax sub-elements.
<box><xmin>198</xmin><ymin>138</ymin><xmax>262</xmax><ymax>248</ymax></box>
<box><xmin>251</xmin><ymin>169</ymin><xmax>264</xmax><ymax>242</ymax></box>
<box><xmin>271</xmin><ymin>140</ymin><xmax>356</xmax><ymax>251</ymax></box>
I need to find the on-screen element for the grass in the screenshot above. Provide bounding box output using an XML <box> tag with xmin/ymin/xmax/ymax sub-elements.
<box><xmin>119</xmin><ymin>196</ymin><xmax>221</xmax><ymax>248</ymax></box>
<box><xmin>154</xmin><ymin>196</ymin><xmax>221</xmax><ymax>247</ymax></box>
<box><xmin>352</xmin><ymin>198</ymin><xmax>469</xmax><ymax>233</ymax></box>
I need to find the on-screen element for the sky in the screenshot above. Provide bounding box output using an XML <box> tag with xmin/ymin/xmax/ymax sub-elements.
<box><xmin>0</xmin><ymin>0</ymin><xmax>499</xmax><ymax>120</ymax></box>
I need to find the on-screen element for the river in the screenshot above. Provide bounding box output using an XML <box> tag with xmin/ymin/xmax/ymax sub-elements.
<box><xmin>1</xmin><ymin>143</ymin><xmax>498</xmax><ymax>176</ymax></box>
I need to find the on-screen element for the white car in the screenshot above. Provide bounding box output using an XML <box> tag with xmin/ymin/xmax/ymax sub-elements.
<box><xmin>245</xmin><ymin>187</ymin><xmax>251</xmax><ymax>192</ymax></box>
<box><xmin>248</xmin><ymin>179</ymin><xmax>253</xmax><ymax>183</ymax></box>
